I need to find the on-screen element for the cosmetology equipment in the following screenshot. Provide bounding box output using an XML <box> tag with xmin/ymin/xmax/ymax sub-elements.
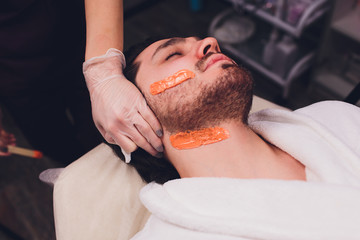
<box><xmin>212</xmin><ymin>13</ymin><xmax>255</xmax><ymax>44</ymax></box>
<box><xmin>0</xmin><ymin>145</ymin><xmax>43</xmax><ymax>158</ymax></box>
<box><xmin>262</xmin><ymin>29</ymin><xmax>279</xmax><ymax>66</ymax></box>
<box><xmin>309</xmin><ymin>0</ymin><xmax>360</xmax><ymax>106</ymax></box>
<box><xmin>209</xmin><ymin>0</ymin><xmax>331</xmax><ymax>98</ymax></box>
<box><xmin>263</xmin><ymin>0</ymin><xmax>299</xmax><ymax>77</ymax></box>
<box><xmin>262</xmin><ymin>0</ymin><xmax>285</xmax><ymax>67</ymax></box>
<box><xmin>271</xmin><ymin>34</ymin><xmax>299</xmax><ymax>78</ymax></box>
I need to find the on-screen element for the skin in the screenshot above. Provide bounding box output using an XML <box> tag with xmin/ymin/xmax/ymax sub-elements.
<box><xmin>135</xmin><ymin>37</ymin><xmax>234</xmax><ymax>100</ymax></box>
<box><xmin>134</xmin><ymin>37</ymin><xmax>306</xmax><ymax>181</ymax></box>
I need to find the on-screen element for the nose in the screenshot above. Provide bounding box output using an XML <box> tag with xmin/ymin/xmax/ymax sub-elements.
<box><xmin>196</xmin><ymin>37</ymin><xmax>220</xmax><ymax>59</ymax></box>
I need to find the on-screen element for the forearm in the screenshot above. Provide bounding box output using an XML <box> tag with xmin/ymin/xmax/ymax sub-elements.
<box><xmin>84</xmin><ymin>0</ymin><xmax>124</xmax><ymax>60</ymax></box>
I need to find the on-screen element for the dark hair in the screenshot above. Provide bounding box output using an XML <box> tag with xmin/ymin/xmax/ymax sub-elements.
<box><xmin>107</xmin><ymin>36</ymin><xmax>180</xmax><ymax>184</ymax></box>
<box><xmin>107</xmin><ymin>143</ymin><xmax>180</xmax><ymax>184</ymax></box>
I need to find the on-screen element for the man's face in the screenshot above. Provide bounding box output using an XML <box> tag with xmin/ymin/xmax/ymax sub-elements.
<box><xmin>135</xmin><ymin>37</ymin><xmax>236</xmax><ymax>96</ymax></box>
<box><xmin>133</xmin><ymin>37</ymin><xmax>253</xmax><ymax>134</ymax></box>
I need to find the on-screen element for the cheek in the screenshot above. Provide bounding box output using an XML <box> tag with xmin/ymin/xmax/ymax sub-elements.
<box><xmin>158</xmin><ymin>58</ymin><xmax>196</xmax><ymax>80</ymax></box>
<box><xmin>146</xmin><ymin>67</ymin><xmax>197</xmax><ymax>94</ymax></box>
<box><xmin>139</xmin><ymin>57</ymin><xmax>198</xmax><ymax>95</ymax></box>
<box><xmin>136</xmin><ymin>71</ymin><xmax>158</xmax><ymax>95</ymax></box>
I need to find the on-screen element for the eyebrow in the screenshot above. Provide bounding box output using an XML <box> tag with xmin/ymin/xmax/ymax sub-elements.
<box><xmin>151</xmin><ymin>37</ymin><xmax>186</xmax><ymax>60</ymax></box>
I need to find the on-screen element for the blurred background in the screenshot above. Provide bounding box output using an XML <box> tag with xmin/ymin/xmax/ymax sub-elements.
<box><xmin>0</xmin><ymin>0</ymin><xmax>359</xmax><ymax>239</ymax></box>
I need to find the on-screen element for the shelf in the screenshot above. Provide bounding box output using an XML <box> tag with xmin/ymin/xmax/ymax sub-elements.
<box><xmin>311</xmin><ymin>68</ymin><xmax>360</xmax><ymax>106</ymax></box>
<box><xmin>312</xmin><ymin>70</ymin><xmax>356</xmax><ymax>98</ymax></box>
<box><xmin>221</xmin><ymin>43</ymin><xmax>315</xmax><ymax>97</ymax></box>
<box><xmin>224</xmin><ymin>0</ymin><xmax>331</xmax><ymax>37</ymax></box>
<box><xmin>332</xmin><ymin>6</ymin><xmax>360</xmax><ymax>43</ymax></box>
<box><xmin>209</xmin><ymin>9</ymin><xmax>317</xmax><ymax>98</ymax></box>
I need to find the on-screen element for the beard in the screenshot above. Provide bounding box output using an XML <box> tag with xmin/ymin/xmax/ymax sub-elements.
<box><xmin>146</xmin><ymin>63</ymin><xmax>254</xmax><ymax>134</ymax></box>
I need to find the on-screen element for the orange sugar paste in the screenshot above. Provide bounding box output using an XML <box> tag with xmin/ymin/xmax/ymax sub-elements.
<box><xmin>170</xmin><ymin>127</ymin><xmax>230</xmax><ymax>150</ymax></box>
<box><xmin>150</xmin><ymin>69</ymin><xmax>195</xmax><ymax>95</ymax></box>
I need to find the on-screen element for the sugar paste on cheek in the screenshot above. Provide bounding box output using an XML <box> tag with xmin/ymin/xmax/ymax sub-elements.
<box><xmin>169</xmin><ymin>127</ymin><xmax>230</xmax><ymax>150</ymax></box>
<box><xmin>150</xmin><ymin>69</ymin><xmax>195</xmax><ymax>95</ymax></box>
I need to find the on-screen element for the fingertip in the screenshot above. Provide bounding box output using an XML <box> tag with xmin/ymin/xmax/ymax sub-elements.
<box><xmin>156</xmin><ymin>129</ymin><xmax>163</xmax><ymax>137</ymax></box>
<box><xmin>138</xmin><ymin>106</ymin><xmax>163</xmax><ymax>136</ymax></box>
<box><xmin>155</xmin><ymin>152</ymin><xmax>164</xmax><ymax>158</ymax></box>
<box><xmin>156</xmin><ymin>145</ymin><xmax>164</xmax><ymax>152</ymax></box>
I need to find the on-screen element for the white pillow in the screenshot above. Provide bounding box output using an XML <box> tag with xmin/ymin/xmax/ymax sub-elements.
<box><xmin>53</xmin><ymin>143</ymin><xmax>150</xmax><ymax>240</ymax></box>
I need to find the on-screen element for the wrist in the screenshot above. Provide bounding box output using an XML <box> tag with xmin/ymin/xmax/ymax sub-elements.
<box><xmin>83</xmin><ymin>48</ymin><xmax>126</xmax><ymax>89</ymax></box>
<box><xmin>85</xmin><ymin>35</ymin><xmax>123</xmax><ymax>61</ymax></box>
<box><xmin>84</xmin><ymin>48</ymin><xmax>126</xmax><ymax>69</ymax></box>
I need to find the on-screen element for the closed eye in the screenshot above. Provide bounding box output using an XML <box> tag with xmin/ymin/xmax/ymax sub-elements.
<box><xmin>165</xmin><ymin>52</ymin><xmax>182</xmax><ymax>61</ymax></box>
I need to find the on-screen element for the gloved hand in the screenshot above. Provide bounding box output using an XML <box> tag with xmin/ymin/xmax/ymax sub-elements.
<box><xmin>0</xmin><ymin>109</ymin><xmax>16</xmax><ymax>156</ymax></box>
<box><xmin>83</xmin><ymin>48</ymin><xmax>163</xmax><ymax>159</ymax></box>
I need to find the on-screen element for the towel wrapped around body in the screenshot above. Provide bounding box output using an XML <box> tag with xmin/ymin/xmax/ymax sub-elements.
<box><xmin>132</xmin><ymin>101</ymin><xmax>360</xmax><ymax>240</ymax></box>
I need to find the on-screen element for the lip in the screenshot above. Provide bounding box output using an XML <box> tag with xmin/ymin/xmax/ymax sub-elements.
<box><xmin>203</xmin><ymin>54</ymin><xmax>235</xmax><ymax>71</ymax></box>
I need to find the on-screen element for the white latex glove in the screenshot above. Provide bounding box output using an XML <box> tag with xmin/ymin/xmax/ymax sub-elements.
<box><xmin>83</xmin><ymin>48</ymin><xmax>163</xmax><ymax>159</ymax></box>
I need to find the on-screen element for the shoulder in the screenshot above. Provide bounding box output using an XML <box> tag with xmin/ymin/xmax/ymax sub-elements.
<box><xmin>294</xmin><ymin>100</ymin><xmax>360</xmax><ymax>127</ymax></box>
<box><xmin>249</xmin><ymin>101</ymin><xmax>360</xmax><ymax>153</ymax></box>
<box><xmin>296</xmin><ymin>101</ymin><xmax>360</xmax><ymax>154</ymax></box>
<box><xmin>295</xmin><ymin>100</ymin><xmax>360</xmax><ymax>116</ymax></box>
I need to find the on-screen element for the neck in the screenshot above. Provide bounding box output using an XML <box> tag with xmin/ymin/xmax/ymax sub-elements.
<box><xmin>163</xmin><ymin>121</ymin><xmax>306</xmax><ymax>181</ymax></box>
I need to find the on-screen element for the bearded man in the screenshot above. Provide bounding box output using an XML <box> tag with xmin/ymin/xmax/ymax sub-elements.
<box><xmin>109</xmin><ymin>36</ymin><xmax>360</xmax><ymax>240</ymax></box>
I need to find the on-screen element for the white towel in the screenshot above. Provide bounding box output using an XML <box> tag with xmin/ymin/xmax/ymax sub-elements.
<box><xmin>133</xmin><ymin>101</ymin><xmax>360</xmax><ymax>240</ymax></box>
<box><xmin>249</xmin><ymin>100</ymin><xmax>360</xmax><ymax>186</ymax></box>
